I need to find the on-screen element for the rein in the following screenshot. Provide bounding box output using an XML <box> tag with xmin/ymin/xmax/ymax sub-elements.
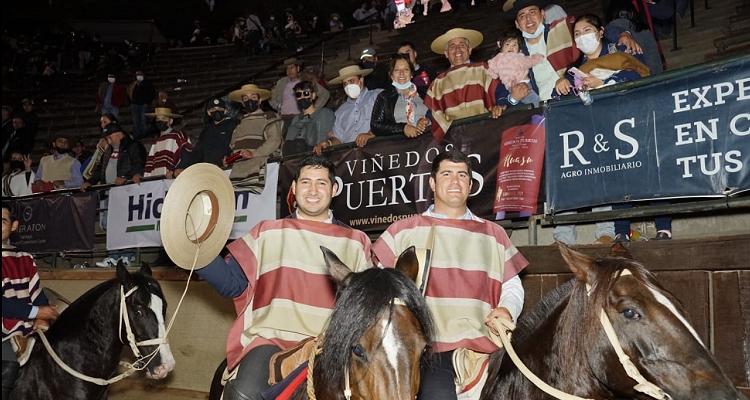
<box><xmin>36</xmin><ymin>285</ymin><xmax>166</xmax><ymax>386</ymax></box>
<box><xmin>490</xmin><ymin>269</ymin><xmax>669</xmax><ymax>400</ymax></box>
<box><xmin>306</xmin><ymin>298</ymin><xmax>407</xmax><ymax>400</ymax></box>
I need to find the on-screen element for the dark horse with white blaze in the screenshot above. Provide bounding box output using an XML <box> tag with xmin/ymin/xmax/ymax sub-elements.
<box><xmin>480</xmin><ymin>243</ymin><xmax>745</xmax><ymax>400</ymax></box>
<box><xmin>209</xmin><ymin>246</ymin><xmax>435</xmax><ymax>400</ymax></box>
<box><xmin>10</xmin><ymin>262</ymin><xmax>176</xmax><ymax>400</ymax></box>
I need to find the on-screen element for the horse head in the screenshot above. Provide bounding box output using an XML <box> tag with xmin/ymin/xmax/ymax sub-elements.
<box><xmin>558</xmin><ymin>243</ymin><xmax>744</xmax><ymax>400</ymax></box>
<box><xmin>314</xmin><ymin>246</ymin><xmax>435</xmax><ymax>399</ymax></box>
<box><xmin>115</xmin><ymin>261</ymin><xmax>176</xmax><ymax>380</ymax></box>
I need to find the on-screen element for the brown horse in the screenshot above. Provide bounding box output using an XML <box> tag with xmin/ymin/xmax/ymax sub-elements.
<box><xmin>481</xmin><ymin>243</ymin><xmax>745</xmax><ymax>400</ymax></box>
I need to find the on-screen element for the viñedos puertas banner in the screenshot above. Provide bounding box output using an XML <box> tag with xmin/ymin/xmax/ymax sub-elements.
<box><xmin>545</xmin><ymin>56</ymin><xmax>749</xmax><ymax>212</ymax></box>
<box><xmin>279</xmin><ymin>109</ymin><xmax>544</xmax><ymax>232</ymax></box>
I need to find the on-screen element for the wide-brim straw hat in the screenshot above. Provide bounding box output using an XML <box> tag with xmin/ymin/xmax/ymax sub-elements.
<box><xmin>145</xmin><ymin>107</ymin><xmax>182</xmax><ymax>118</ymax></box>
<box><xmin>160</xmin><ymin>163</ymin><xmax>236</xmax><ymax>270</ymax></box>
<box><xmin>229</xmin><ymin>84</ymin><xmax>272</xmax><ymax>102</ymax></box>
<box><xmin>501</xmin><ymin>0</ymin><xmax>551</xmax><ymax>19</ymax></box>
<box><xmin>327</xmin><ymin>65</ymin><xmax>373</xmax><ymax>85</ymax></box>
<box><xmin>430</xmin><ymin>28</ymin><xmax>484</xmax><ymax>54</ymax></box>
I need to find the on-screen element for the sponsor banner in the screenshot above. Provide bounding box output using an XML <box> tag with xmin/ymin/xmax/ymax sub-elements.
<box><xmin>10</xmin><ymin>193</ymin><xmax>97</xmax><ymax>253</ymax></box>
<box><xmin>545</xmin><ymin>56</ymin><xmax>750</xmax><ymax>212</ymax></box>
<box><xmin>106</xmin><ymin>163</ymin><xmax>278</xmax><ymax>250</ymax></box>
<box><xmin>494</xmin><ymin>115</ymin><xmax>546</xmax><ymax>214</ymax></box>
<box><xmin>279</xmin><ymin>109</ymin><xmax>544</xmax><ymax>232</ymax></box>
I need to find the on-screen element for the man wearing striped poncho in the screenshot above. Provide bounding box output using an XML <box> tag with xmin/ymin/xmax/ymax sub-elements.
<box><xmin>372</xmin><ymin>150</ymin><xmax>528</xmax><ymax>400</ymax></box>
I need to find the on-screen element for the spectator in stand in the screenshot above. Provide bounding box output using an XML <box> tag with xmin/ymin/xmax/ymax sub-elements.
<box><xmin>100</xmin><ymin>113</ymin><xmax>118</xmax><ymax>131</ymax></box>
<box><xmin>20</xmin><ymin>99</ymin><xmax>39</xmax><ymax>143</ymax></box>
<box><xmin>283</xmin><ymin>81</ymin><xmax>336</xmax><ymax>156</ymax></box>
<box><xmin>81</xmin><ymin>123</ymin><xmax>146</xmax><ymax>268</ymax></box>
<box><xmin>227</xmin><ymin>84</ymin><xmax>282</xmax><ymax>192</ymax></box>
<box><xmin>490</xmin><ymin>30</ymin><xmax>543</xmax><ymax>108</ymax></box>
<box><xmin>71</xmin><ymin>138</ymin><xmax>93</xmax><ymax>173</ymax></box>
<box><xmin>246</xmin><ymin>13</ymin><xmax>265</xmax><ymax>55</ymax></box>
<box><xmin>353</xmin><ymin>2</ymin><xmax>378</xmax><ymax>24</ymax></box>
<box><xmin>128</xmin><ymin>69</ymin><xmax>156</xmax><ymax>140</ymax></box>
<box><xmin>302</xmin><ymin>65</ymin><xmax>329</xmax><ymax>90</ymax></box>
<box><xmin>33</xmin><ymin>135</ymin><xmax>83</xmax><ymax>191</ymax></box>
<box><xmin>271</xmin><ymin>58</ymin><xmax>330</xmax><ymax>137</ymax></box>
<box><xmin>360</xmin><ymin>47</ymin><xmax>391</xmax><ymax>91</ymax></box>
<box><xmin>284</xmin><ymin>9</ymin><xmax>303</xmax><ymax>52</ymax></box>
<box><xmin>606</xmin><ymin>1</ymin><xmax>664</xmax><ymax>75</ymax></box>
<box><xmin>175</xmin><ymin>97</ymin><xmax>238</xmax><ymax>176</ymax></box>
<box><xmin>313</xmin><ymin>65</ymin><xmax>383</xmax><ymax>154</ymax></box>
<box><xmin>2</xmin><ymin>117</ymin><xmax>33</xmax><ymax>162</ymax></box>
<box><xmin>2</xmin><ymin>107</ymin><xmax>13</xmax><ymax>139</ymax></box>
<box><xmin>2</xmin><ymin>152</ymin><xmax>35</xmax><ymax>196</ymax></box>
<box><xmin>153</xmin><ymin>91</ymin><xmax>179</xmax><ymax>115</ymax></box>
<box><xmin>397</xmin><ymin>41</ymin><xmax>437</xmax><ymax>98</ymax></box>
<box><xmin>330</xmin><ymin>13</ymin><xmax>344</xmax><ymax>32</ymax></box>
<box><xmin>143</xmin><ymin>108</ymin><xmax>191</xmax><ymax>179</ymax></box>
<box><xmin>2</xmin><ymin>201</ymin><xmax>59</xmax><ymax>399</ymax></box>
<box><xmin>363</xmin><ymin>56</ymin><xmax>430</xmax><ymax>147</ymax></box>
<box><xmin>424</xmin><ymin>28</ymin><xmax>505</xmax><ymax>142</ymax></box>
<box><xmin>95</xmin><ymin>73</ymin><xmax>128</xmax><ymax>119</ymax></box>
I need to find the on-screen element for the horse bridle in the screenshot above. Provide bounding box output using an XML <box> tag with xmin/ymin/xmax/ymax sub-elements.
<box><xmin>491</xmin><ymin>269</ymin><xmax>670</xmax><ymax>400</ymax></box>
<box><xmin>36</xmin><ymin>285</ymin><xmax>169</xmax><ymax>386</ymax></box>
<box><xmin>306</xmin><ymin>298</ymin><xmax>408</xmax><ymax>400</ymax></box>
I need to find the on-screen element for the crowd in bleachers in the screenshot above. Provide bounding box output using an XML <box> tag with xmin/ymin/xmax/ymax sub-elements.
<box><xmin>2</xmin><ymin>0</ymin><xmax>676</xmax><ymax>259</ymax></box>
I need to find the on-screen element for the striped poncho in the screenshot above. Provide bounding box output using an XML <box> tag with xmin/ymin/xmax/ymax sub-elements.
<box><xmin>372</xmin><ymin>215</ymin><xmax>528</xmax><ymax>354</ymax></box>
<box><xmin>2</xmin><ymin>246</ymin><xmax>46</xmax><ymax>339</ymax></box>
<box><xmin>144</xmin><ymin>130</ymin><xmax>192</xmax><ymax>177</ymax></box>
<box><xmin>224</xmin><ymin>219</ymin><xmax>371</xmax><ymax>369</ymax></box>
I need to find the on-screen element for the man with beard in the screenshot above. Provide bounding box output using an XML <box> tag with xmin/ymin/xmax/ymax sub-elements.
<box><xmin>175</xmin><ymin>97</ymin><xmax>238</xmax><ymax>176</ymax></box>
<box><xmin>227</xmin><ymin>84</ymin><xmax>282</xmax><ymax>193</ymax></box>
<box><xmin>33</xmin><ymin>135</ymin><xmax>83</xmax><ymax>191</ymax></box>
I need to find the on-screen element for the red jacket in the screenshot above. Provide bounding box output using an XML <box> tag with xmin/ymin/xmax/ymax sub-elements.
<box><xmin>95</xmin><ymin>82</ymin><xmax>129</xmax><ymax>107</ymax></box>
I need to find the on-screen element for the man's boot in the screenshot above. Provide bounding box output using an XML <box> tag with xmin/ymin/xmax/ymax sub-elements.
<box><xmin>2</xmin><ymin>360</ymin><xmax>20</xmax><ymax>400</ymax></box>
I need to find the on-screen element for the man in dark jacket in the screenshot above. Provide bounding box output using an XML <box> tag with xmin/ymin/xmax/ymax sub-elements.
<box><xmin>175</xmin><ymin>97</ymin><xmax>238</xmax><ymax>176</ymax></box>
<box><xmin>128</xmin><ymin>69</ymin><xmax>156</xmax><ymax>140</ymax></box>
<box><xmin>20</xmin><ymin>98</ymin><xmax>39</xmax><ymax>143</ymax></box>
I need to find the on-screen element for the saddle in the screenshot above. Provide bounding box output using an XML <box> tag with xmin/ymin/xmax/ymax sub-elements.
<box><xmin>11</xmin><ymin>288</ymin><xmax>70</xmax><ymax>366</ymax></box>
<box><xmin>267</xmin><ymin>336</ymin><xmax>317</xmax><ymax>385</ymax></box>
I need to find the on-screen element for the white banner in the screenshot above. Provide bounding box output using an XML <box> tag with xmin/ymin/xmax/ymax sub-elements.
<box><xmin>106</xmin><ymin>163</ymin><xmax>279</xmax><ymax>250</ymax></box>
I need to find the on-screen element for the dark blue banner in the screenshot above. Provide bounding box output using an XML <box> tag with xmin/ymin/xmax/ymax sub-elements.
<box><xmin>544</xmin><ymin>56</ymin><xmax>750</xmax><ymax>212</ymax></box>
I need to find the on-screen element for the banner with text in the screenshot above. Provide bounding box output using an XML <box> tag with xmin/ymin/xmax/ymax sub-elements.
<box><xmin>106</xmin><ymin>163</ymin><xmax>278</xmax><ymax>250</ymax></box>
<box><xmin>545</xmin><ymin>56</ymin><xmax>750</xmax><ymax>212</ymax></box>
<box><xmin>279</xmin><ymin>110</ymin><xmax>545</xmax><ymax>232</ymax></box>
<box><xmin>10</xmin><ymin>193</ymin><xmax>97</xmax><ymax>253</ymax></box>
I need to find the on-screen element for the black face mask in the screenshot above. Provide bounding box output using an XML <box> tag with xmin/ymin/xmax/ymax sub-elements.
<box><xmin>243</xmin><ymin>99</ymin><xmax>259</xmax><ymax>113</ymax></box>
<box><xmin>296</xmin><ymin>98</ymin><xmax>313</xmax><ymax>110</ymax></box>
<box><xmin>10</xmin><ymin>160</ymin><xmax>24</xmax><ymax>171</ymax></box>
<box><xmin>210</xmin><ymin>110</ymin><xmax>225</xmax><ymax>122</ymax></box>
<box><xmin>156</xmin><ymin>121</ymin><xmax>170</xmax><ymax>132</ymax></box>
<box><xmin>53</xmin><ymin>146</ymin><xmax>68</xmax><ymax>154</ymax></box>
<box><xmin>362</xmin><ymin>61</ymin><xmax>375</xmax><ymax>69</ymax></box>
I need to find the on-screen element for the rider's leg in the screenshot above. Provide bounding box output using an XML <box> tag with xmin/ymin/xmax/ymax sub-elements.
<box><xmin>223</xmin><ymin>344</ymin><xmax>281</xmax><ymax>400</ymax></box>
<box><xmin>2</xmin><ymin>340</ymin><xmax>20</xmax><ymax>399</ymax></box>
<box><xmin>417</xmin><ymin>350</ymin><xmax>458</xmax><ymax>400</ymax></box>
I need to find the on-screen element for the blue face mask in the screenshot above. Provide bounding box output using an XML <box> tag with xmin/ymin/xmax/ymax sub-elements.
<box><xmin>392</xmin><ymin>80</ymin><xmax>412</xmax><ymax>90</ymax></box>
<box><xmin>522</xmin><ymin>23</ymin><xmax>545</xmax><ymax>39</ymax></box>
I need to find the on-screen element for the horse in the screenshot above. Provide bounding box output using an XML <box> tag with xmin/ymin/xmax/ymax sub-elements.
<box><xmin>480</xmin><ymin>243</ymin><xmax>746</xmax><ymax>400</ymax></box>
<box><xmin>209</xmin><ymin>246</ymin><xmax>435</xmax><ymax>400</ymax></box>
<box><xmin>10</xmin><ymin>261</ymin><xmax>176</xmax><ymax>400</ymax></box>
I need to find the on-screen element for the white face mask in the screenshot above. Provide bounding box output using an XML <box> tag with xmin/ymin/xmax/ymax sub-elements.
<box><xmin>575</xmin><ymin>32</ymin><xmax>601</xmax><ymax>55</ymax></box>
<box><xmin>392</xmin><ymin>80</ymin><xmax>412</xmax><ymax>90</ymax></box>
<box><xmin>344</xmin><ymin>83</ymin><xmax>361</xmax><ymax>99</ymax></box>
<box><xmin>522</xmin><ymin>23</ymin><xmax>545</xmax><ymax>39</ymax></box>
<box><xmin>107</xmin><ymin>77</ymin><xmax>115</xmax><ymax>83</ymax></box>
<box><xmin>136</xmin><ymin>75</ymin><xmax>144</xmax><ymax>82</ymax></box>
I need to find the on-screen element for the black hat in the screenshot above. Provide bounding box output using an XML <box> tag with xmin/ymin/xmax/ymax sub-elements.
<box><xmin>102</xmin><ymin>122</ymin><xmax>124</xmax><ymax>136</ymax></box>
<box><xmin>502</xmin><ymin>0</ymin><xmax>551</xmax><ymax>19</ymax></box>
<box><xmin>207</xmin><ymin>97</ymin><xmax>227</xmax><ymax>109</ymax></box>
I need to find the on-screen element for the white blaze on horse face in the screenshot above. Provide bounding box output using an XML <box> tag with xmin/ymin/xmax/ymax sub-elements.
<box><xmin>647</xmin><ymin>287</ymin><xmax>704</xmax><ymax>346</ymax></box>
<box><xmin>381</xmin><ymin>318</ymin><xmax>403</xmax><ymax>388</ymax></box>
<box><xmin>149</xmin><ymin>294</ymin><xmax>176</xmax><ymax>372</ymax></box>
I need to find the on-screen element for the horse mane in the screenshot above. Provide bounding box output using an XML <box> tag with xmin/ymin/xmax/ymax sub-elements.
<box><xmin>313</xmin><ymin>267</ymin><xmax>435</xmax><ymax>399</ymax></box>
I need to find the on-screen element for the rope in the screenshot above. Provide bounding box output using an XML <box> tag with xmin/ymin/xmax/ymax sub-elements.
<box><xmin>306</xmin><ymin>343</ymin><xmax>323</xmax><ymax>400</ymax></box>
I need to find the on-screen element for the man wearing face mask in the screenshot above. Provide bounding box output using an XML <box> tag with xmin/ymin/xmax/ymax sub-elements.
<box><xmin>359</xmin><ymin>47</ymin><xmax>390</xmax><ymax>91</ymax></box>
<box><xmin>283</xmin><ymin>81</ymin><xmax>335</xmax><ymax>156</ymax></box>
<box><xmin>270</xmin><ymin>58</ymin><xmax>330</xmax><ymax>137</ymax></box>
<box><xmin>502</xmin><ymin>0</ymin><xmax>641</xmax><ymax>101</ymax></box>
<box><xmin>424</xmin><ymin>28</ymin><xmax>505</xmax><ymax>143</ymax></box>
<box><xmin>227</xmin><ymin>84</ymin><xmax>282</xmax><ymax>192</ymax></box>
<box><xmin>313</xmin><ymin>65</ymin><xmax>383</xmax><ymax>154</ymax></box>
<box><xmin>143</xmin><ymin>108</ymin><xmax>192</xmax><ymax>179</ymax></box>
<box><xmin>174</xmin><ymin>97</ymin><xmax>238</xmax><ymax>176</ymax></box>
<box><xmin>2</xmin><ymin>152</ymin><xmax>34</xmax><ymax>196</ymax></box>
<box><xmin>128</xmin><ymin>70</ymin><xmax>156</xmax><ymax>140</ymax></box>
<box><xmin>95</xmin><ymin>73</ymin><xmax>128</xmax><ymax>119</ymax></box>
<box><xmin>33</xmin><ymin>135</ymin><xmax>83</xmax><ymax>191</ymax></box>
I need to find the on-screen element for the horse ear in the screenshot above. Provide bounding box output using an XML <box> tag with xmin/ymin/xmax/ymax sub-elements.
<box><xmin>320</xmin><ymin>246</ymin><xmax>353</xmax><ymax>286</ymax></box>
<box><xmin>139</xmin><ymin>264</ymin><xmax>153</xmax><ymax>276</ymax></box>
<box><xmin>556</xmin><ymin>241</ymin><xmax>596</xmax><ymax>283</ymax></box>
<box><xmin>609</xmin><ymin>242</ymin><xmax>633</xmax><ymax>259</ymax></box>
<box><xmin>394</xmin><ymin>246</ymin><xmax>420</xmax><ymax>284</ymax></box>
<box><xmin>115</xmin><ymin>260</ymin><xmax>130</xmax><ymax>284</ymax></box>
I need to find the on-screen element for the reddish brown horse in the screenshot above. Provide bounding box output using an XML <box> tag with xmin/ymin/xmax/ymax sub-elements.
<box><xmin>481</xmin><ymin>243</ymin><xmax>745</xmax><ymax>400</ymax></box>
